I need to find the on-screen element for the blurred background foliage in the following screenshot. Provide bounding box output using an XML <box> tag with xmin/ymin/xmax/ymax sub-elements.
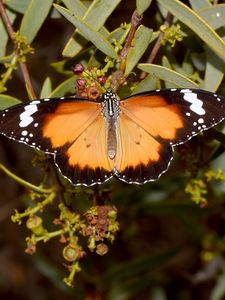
<box><xmin>0</xmin><ymin>0</ymin><xmax>225</xmax><ymax>299</ymax></box>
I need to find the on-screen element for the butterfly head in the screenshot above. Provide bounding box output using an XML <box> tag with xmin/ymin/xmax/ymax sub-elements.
<box><xmin>102</xmin><ymin>89</ymin><xmax>120</xmax><ymax>119</ymax></box>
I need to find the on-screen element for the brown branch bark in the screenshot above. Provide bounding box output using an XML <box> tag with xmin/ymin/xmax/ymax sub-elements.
<box><xmin>140</xmin><ymin>12</ymin><xmax>172</xmax><ymax>79</ymax></box>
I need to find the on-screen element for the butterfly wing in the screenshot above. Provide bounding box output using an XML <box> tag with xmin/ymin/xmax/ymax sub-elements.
<box><xmin>54</xmin><ymin>114</ymin><xmax>114</xmax><ymax>186</ymax></box>
<box><xmin>115</xmin><ymin>112</ymin><xmax>173</xmax><ymax>184</ymax></box>
<box><xmin>115</xmin><ymin>88</ymin><xmax>225</xmax><ymax>184</ymax></box>
<box><xmin>0</xmin><ymin>98</ymin><xmax>114</xmax><ymax>186</ymax></box>
<box><xmin>120</xmin><ymin>89</ymin><xmax>225</xmax><ymax>145</ymax></box>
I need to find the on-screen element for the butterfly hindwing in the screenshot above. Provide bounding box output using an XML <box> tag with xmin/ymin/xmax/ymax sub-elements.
<box><xmin>115</xmin><ymin>112</ymin><xmax>173</xmax><ymax>184</ymax></box>
<box><xmin>55</xmin><ymin>114</ymin><xmax>114</xmax><ymax>186</ymax></box>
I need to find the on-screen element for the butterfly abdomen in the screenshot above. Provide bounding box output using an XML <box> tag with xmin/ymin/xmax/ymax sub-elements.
<box><xmin>102</xmin><ymin>89</ymin><xmax>120</xmax><ymax>160</ymax></box>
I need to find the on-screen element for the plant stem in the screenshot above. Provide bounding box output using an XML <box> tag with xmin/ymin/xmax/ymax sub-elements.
<box><xmin>0</xmin><ymin>163</ymin><xmax>53</xmax><ymax>194</ymax></box>
<box><xmin>140</xmin><ymin>12</ymin><xmax>172</xmax><ymax>79</ymax></box>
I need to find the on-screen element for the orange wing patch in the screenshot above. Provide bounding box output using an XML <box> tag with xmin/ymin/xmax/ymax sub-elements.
<box><xmin>42</xmin><ymin>101</ymin><xmax>101</xmax><ymax>149</ymax></box>
<box><xmin>115</xmin><ymin>112</ymin><xmax>173</xmax><ymax>184</ymax></box>
<box><xmin>54</xmin><ymin>115</ymin><xmax>114</xmax><ymax>186</ymax></box>
<box><xmin>120</xmin><ymin>95</ymin><xmax>184</xmax><ymax>140</ymax></box>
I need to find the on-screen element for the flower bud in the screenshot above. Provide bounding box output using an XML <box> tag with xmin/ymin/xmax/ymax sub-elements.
<box><xmin>26</xmin><ymin>215</ymin><xmax>44</xmax><ymax>235</ymax></box>
<box><xmin>63</xmin><ymin>243</ymin><xmax>79</xmax><ymax>262</ymax></box>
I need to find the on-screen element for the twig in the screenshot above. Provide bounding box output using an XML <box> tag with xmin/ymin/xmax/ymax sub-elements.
<box><xmin>111</xmin><ymin>10</ymin><xmax>143</xmax><ymax>89</ymax></box>
<box><xmin>0</xmin><ymin>163</ymin><xmax>53</xmax><ymax>194</ymax></box>
<box><xmin>140</xmin><ymin>12</ymin><xmax>172</xmax><ymax>79</ymax></box>
<box><xmin>119</xmin><ymin>10</ymin><xmax>143</xmax><ymax>64</ymax></box>
<box><xmin>0</xmin><ymin>0</ymin><xmax>37</xmax><ymax>98</ymax></box>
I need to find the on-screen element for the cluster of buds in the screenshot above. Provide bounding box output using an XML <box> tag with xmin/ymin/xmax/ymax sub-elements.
<box><xmin>81</xmin><ymin>205</ymin><xmax>119</xmax><ymax>255</ymax></box>
<box><xmin>71</xmin><ymin>63</ymin><xmax>107</xmax><ymax>100</ymax></box>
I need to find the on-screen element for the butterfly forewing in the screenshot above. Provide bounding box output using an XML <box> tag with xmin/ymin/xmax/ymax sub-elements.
<box><xmin>0</xmin><ymin>98</ymin><xmax>101</xmax><ymax>153</ymax></box>
<box><xmin>120</xmin><ymin>89</ymin><xmax>225</xmax><ymax>146</ymax></box>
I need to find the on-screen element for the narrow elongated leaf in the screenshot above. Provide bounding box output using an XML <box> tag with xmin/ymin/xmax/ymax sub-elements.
<box><xmin>202</xmin><ymin>48</ymin><xmax>225</xmax><ymax>92</ymax></box>
<box><xmin>157</xmin><ymin>0</ymin><xmax>225</xmax><ymax>61</ymax></box>
<box><xmin>62</xmin><ymin>0</ymin><xmax>86</xmax><ymax>16</ymax></box>
<box><xmin>198</xmin><ymin>4</ymin><xmax>225</xmax><ymax>30</ymax></box>
<box><xmin>210</xmin><ymin>272</ymin><xmax>225</xmax><ymax>300</ymax></box>
<box><xmin>0</xmin><ymin>95</ymin><xmax>21</xmax><ymax>110</ymax></box>
<box><xmin>131</xmin><ymin>74</ymin><xmax>159</xmax><ymax>94</ymax></box>
<box><xmin>136</xmin><ymin>0</ymin><xmax>153</xmax><ymax>15</ymax></box>
<box><xmin>40</xmin><ymin>77</ymin><xmax>52</xmax><ymax>98</ymax></box>
<box><xmin>83</xmin><ymin>0</ymin><xmax>121</xmax><ymax>28</ymax></box>
<box><xmin>54</xmin><ymin>4</ymin><xmax>117</xmax><ymax>59</ymax></box>
<box><xmin>125</xmin><ymin>26</ymin><xmax>152</xmax><ymax>76</ymax></box>
<box><xmin>138</xmin><ymin>63</ymin><xmax>199</xmax><ymax>88</ymax></box>
<box><xmin>20</xmin><ymin>0</ymin><xmax>53</xmax><ymax>43</ymax></box>
<box><xmin>50</xmin><ymin>76</ymin><xmax>76</xmax><ymax>98</ymax></box>
<box><xmin>4</xmin><ymin>0</ymin><xmax>30</xmax><ymax>13</ymax></box>
<box><xmin>188</xmin><ymin>0</ymin><xmax>211</xmax><ymax>10</ymax></box>
<box><xmin>62</xmin><ymin>0</ymin><xmax>121</xmax><ymax>57</ymax></box>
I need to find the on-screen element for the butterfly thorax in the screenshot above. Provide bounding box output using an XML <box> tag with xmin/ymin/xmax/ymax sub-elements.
<box><xmin>102</xmin><ymin>89</ymin><xmax>120</xmax><ymax>160</ymax></box>
<box><xmin>102</xmin><ymin>88</ymin><xmax>120</xmax><ymax>119</ymax></box>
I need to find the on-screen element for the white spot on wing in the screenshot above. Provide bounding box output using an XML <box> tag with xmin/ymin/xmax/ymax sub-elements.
<box><xmin>21</xmin><ymin>130</ymin><xmax>28</xmax><ymax>136</ymax></box>
<box><xmin>19</xmin><ymin>104</ymin><xmax>38</xmax><ymax>127</ymax></box>
<box><xmin>181</xmin><ymin>89</ymin><xmax>205</xmax><ymax>115</ymax></box>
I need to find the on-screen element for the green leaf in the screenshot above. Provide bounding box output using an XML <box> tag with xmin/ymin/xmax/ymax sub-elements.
<box><xmin>136</xmin><ymin>0</ymin><xmax>153</xmax><ymax>15</ymax></box>
<box><xmin>63</xmin><ymin>33</ymin><xmax>89</xmax><ymax>58</ymax></box>
<box><xmin>62</xmin><ymin>0</ymin><xmax>91</xmax><ymax>57</ymax></box>
<box><xmin>40</xmin><ymin>77</ymin><xmax>52</xmax><ymax>98</ymax></box>
<box><xmin>0</xmin><ymin>95</ymin><xmax>21</xmax><ymax>110</ymax></box>
<box><xmin>202</xmin><ymin>48</ymin><xmax>225</xmax><ymax>92</ymax></box>
<box><xmin>62</xmin><ymin>0</ymin><xmax>87</xmax><ymax>16</ymax></box>
<box><xmin>131</xmin><ymin>74</ymin><xmax>159</xmax><ymax>94</ymax></box>
<box><xmin>54</xmin><ymin>4</ymin><xmax>117</xmax><ymax>59</ymax></box>
<box><xmin>4</xmin><ymin>0</ymin><xmax>30</xmax><ymax>13</ymax></box>
<box><xmin>161</xmin><ymin>56</ymin><xmax>176</xmax><ymax>89</ymax></box>
<box><xmin>81</xmin><ymin>0</ymin><xmax>121</xmax><ymax>28</ymax></box>
<box><xmin>188</xmin><ymin>0</ymin><xmax>211</xmax><ymax>10</ymax></box>
<box><xmin>138</xmin><ymin>63</ymin><xmax>199</xmax><ymax>88</ymax></box>
<box><xmin>20</xmin><ymin>0</ymin><xmax>53</xmax><ymax>43</ymax></box>
<box><xmin>210</xmin><ymin>271</ymin><xmax>225</xmax><ymax>300</ymax></box>
<box><xmin>108</xmin><ymin>26</ymin><xmax>130</xmax><ymax>44</ymax></box>
<box><xmin>62</xmin><ymin>0</ymin><xmax>121</xmax><ymax>57</ymax></box>
<box><xmin>157</xmin><ymin>0</ymin><xmax>225</xmax><ymax>61</ymax></box>
<box><xmin>198</xmin><ymin>4</ymin><xmax>225</xmax><ymax>30</ymax></box>
<box><xmin>125</xmin><ymin>26</ymin><xmax>153</xmax><ymax>76</ymax></box>
<box><xmin>50</xmin><ymin>76</ymin><xmax>76</xmax><ymax>98</ymax></box>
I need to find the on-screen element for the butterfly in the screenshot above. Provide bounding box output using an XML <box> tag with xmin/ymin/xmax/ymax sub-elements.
<box><xmin>0</xmin><ymin>88</ymin><xmax>225</xmax><ymax>186</ymax></box>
